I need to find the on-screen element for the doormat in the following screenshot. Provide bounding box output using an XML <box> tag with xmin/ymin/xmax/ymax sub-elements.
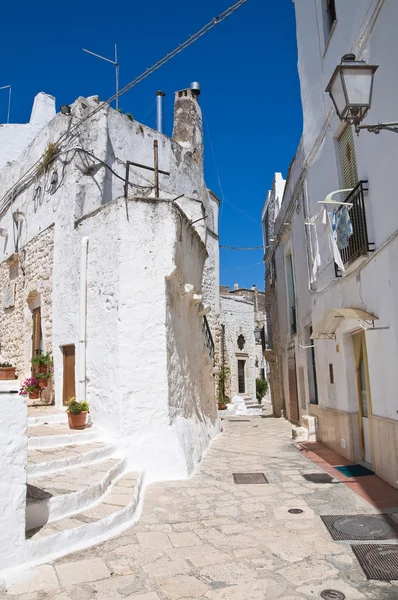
<box><xmin>321</xmin><ymin>514</ymin><xmax>398</xmax><ymax>541</ymax></box>
<box><xmin>352</xmin><ymin>544</ymin><xmax>398</xmax><ymax>580</ymax></box>
<box><xmin>334</xmin><ymin>464</ymin><xmax>374</xmax><ymax>477</ymax></box>
<box><xmin>233</xmin><ymin>473</ymin><xmax>268</xmax><ymax>484</ymax></box>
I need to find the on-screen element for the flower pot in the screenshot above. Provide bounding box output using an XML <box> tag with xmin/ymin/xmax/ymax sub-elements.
<box><xmin>39</xmin><ymin>365</ymin><xmax>48</xmax><ymax>374</ymax></box>
<box><xmin>0</xmin><ymin>367</ymin><xmax>16</xmax><ymax>380</ymax></box>
<box><xmin>218</xmin><ymin>402</ymin><xmax>227</xmax><ymax>410</ymax></box>
<box><xmin>29</xmin><ymin>390</ymin><xmax>40</xmax><ymax>399</ymax></box>
<box><xmin>68</xmin><ymin>411</ymin><xmax>87</xmax><ymax>430</ymax></box>
<box><xmin>38</xmin><ymin>380</ymin><xmax>48</xmax><ymax>389</ymax></box>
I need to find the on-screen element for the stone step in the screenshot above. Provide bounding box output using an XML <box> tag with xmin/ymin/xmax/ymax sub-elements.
<box><xmin>28</xmin><ymin>441</ymin><xmax>117</xmax><ymax>477</ymax></box>
<box><xmin>28</xmin><ymin>406</ymin><xmax>67</xmax><ymax>426</ymax></box>
<box><xmin>26</xmin><ymin>457</ymin><xmax>125</xmax><ymax>530</ymax></box>
<box><xmin>25</xmin><ymin>472</ymin><xmax>143</xmax><ymax>565</ymax></box>
<box><xmin>28</xmin><ymin>422</ymin><xmax>104</xmax><ymax>449</ymax></box>
<box><xmin>0</xmin><ymin>379</ymin><xmax>19</xmax><ymax>392</ymax></box>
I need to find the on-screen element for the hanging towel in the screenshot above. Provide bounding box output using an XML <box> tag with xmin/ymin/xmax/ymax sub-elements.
<box><xmin>336</xmin><ymin>206</ymin><xmax>353</xmax><ymax>250</ymax></box>
<box><xmin>325</xmin><ymin>208</ymin><xmax>345</xmax><ymax>272</ymax></box>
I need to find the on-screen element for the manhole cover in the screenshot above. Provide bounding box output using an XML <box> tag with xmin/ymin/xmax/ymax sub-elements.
<box><xmin>288</xmin><ymin>508</ymin><xmax>303</xmax><ymax>514</ymax></box>
<box><xmin>352</xmin><ymin>544</ymin><xmax>398</xmax><ymax>580</ymax></box>
<box><xmin>320</xmin><ymin>591</ymin><xmax>345</xmax><ymax>600</ymax></box>
<box><xmin>321</xmin><ymin>514</ymin><xmax>398</xmax><ymax>541</ymax></box>
<box><xmin>233</xmin><ymin>473</ymin><xmax>268</xmax><ymax>484</ymax></box>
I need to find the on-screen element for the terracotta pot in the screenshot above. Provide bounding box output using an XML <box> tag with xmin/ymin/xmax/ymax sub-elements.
<box><xmin>68</xmin><ymin>411</ymin><xmax>87</xmax><ymax>430</ymax></box>
<box><xmin>39</xmin><ymin>365</ymin><xmax>47</xmax><ymax>374</ymax></box>
<box><xmin>0</xmin><ymin>367</ymin><xmax>16</xmax><ymax>380</ymax></box>
<box><xmin>218</xmin><ymin>402</ymin><xmax>227</xmax><ymax>410</ymax></box>
<box><xmin>29</xmin><ymin>390</ymin><xmax>40</xmax><ymax>399</ymax></box>
<box><xmin>38</xmin><ymin>380</ymin><xmax>48</xmax><ymax>389</ymax></box>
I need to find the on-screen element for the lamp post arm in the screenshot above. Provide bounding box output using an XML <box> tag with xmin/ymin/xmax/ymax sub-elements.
<box><xmin>357</xmin><ymin>121</ymin><xmax>398</xmax><ymax>134</ymax></box>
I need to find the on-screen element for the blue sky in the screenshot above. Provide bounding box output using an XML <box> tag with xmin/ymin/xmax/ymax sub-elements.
<box><xmin>0</xmin><ymin>0</ymin><xmax>302</xmax><ymax>290</ymax></box>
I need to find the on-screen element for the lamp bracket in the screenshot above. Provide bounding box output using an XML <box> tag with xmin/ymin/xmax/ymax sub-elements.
<box><xmin>356</xmin><ymin>121</ymin><xmax>398</xmax><ymax>135</ymax></box>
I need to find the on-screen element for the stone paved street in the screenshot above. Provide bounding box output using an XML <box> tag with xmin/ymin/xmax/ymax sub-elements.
<box><xmin>4</xmin><ymin>416</ymin><xmax>398</xmax><ymax>599</ymax></box>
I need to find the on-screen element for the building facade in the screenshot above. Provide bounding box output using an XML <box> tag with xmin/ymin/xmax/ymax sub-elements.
<box><xmin>220</xmin><ymin>284</ymin><xmax>266</xmax><ymax>401</ymax></box>
<box><xmin>264</xmin><ymin>0</ymin><xmax>398</xmax><ymax>488</ymax></box>
<box><xmin>0</xmin><ymin>85</ymin><xmax>220</xmax><ymax>482</ymax></box>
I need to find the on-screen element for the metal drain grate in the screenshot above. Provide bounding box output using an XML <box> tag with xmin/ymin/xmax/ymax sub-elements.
<box><xmin>233</xmin><ymin>473</ymin><xmax>268</xmax><ymax>484</ymax></box>
<box><xmin>321</xmin><ymin>514</ymin><xmax>398</xmax><ymax>541</ymax></box>
<box><xmin>352</xmin><ymin>544</ymin><xmax>398</xmax><ymax>581</ymax></box>
<box><xmin>227</xmin><ymin>419</ymin><xmax>250</xmax><ymax>422</ymax></box>
<box><xmin>320</xmin><ymin>591</ymin><xmax>345</xmax><ymax>600</ymax></box>
<box><xmin>302</xmin><ymin>473</ymin><xmax>335</xmax><ymax>484</ymax></box>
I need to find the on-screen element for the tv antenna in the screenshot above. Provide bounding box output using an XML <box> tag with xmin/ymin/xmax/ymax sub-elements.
<box><xmin>0</xmin><ymin>85</ymin><xmax>11</xmax><ymax>123</ymax></box>
<box><xmin>83</xmin><ymin>45</ymin><xmax>119</xmax><ymax>110</ymax></box>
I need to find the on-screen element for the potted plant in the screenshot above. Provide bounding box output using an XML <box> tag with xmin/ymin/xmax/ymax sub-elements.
<box><xmin>0</xmin><ymin>362</ymin><xmax>16</xmax><ymax>380</ymax></box>
<box><xmin>256</xmin><ymin>378</ymin><xmax>268</xmax><ymax>404</ymax></box>
<box><xmin>218</xmin><ymin>366</ymin><xmax>231</xmax><ymax>410</ymax></box>
<box><xmin>31</xmin><ymin>352</ymin><xmax>53</xmax><ymax>374</ymax></box>
<box><xmin>19</xmin><ymin>377</ymin><xmax>40</xmax><ymax>399</ymax></box>
<box><xmin>67</xmin><ymin>398</ymin><xmax>89</xmax><ymax>430</ymax></box>
<box><xmin>36</xmin><ymin>372</ymin><xmax>51</xmax><ymax>389</ymax></box>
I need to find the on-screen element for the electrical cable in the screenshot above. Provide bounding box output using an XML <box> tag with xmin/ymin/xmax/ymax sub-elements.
<box><xmin>0</xmin><ymin>0</ymin><xmax>248</xmax><ymax>213</ymax></box>
<box><xmin>220</xmin><ymin>245</ymin><xmax>263</xmax><ymax>250</ymax></box>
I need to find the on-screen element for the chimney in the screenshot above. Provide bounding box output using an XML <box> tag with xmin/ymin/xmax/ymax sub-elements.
<box><xmin>156</xmin><ymin>91</ymin><xmax>166</xmax><ymax>133</ymax></box>
<box><xmin>234</xmin><ymin>282</ymin><xmax>239</xmax><ymax>291</ymax></box>
<box><xmin>172</xmin><ymin>82</ymin><xmax>203</xmax><ymax>158</ymax></box>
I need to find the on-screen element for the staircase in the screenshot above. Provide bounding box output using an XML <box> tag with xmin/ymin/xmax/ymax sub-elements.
<box><xmin>23</xmin><ymin>408</ymin><xmax>144</xmax><ymax>565</ymax></box>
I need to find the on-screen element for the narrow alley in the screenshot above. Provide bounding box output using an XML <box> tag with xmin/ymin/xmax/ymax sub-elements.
<box><xmin>5</xmin><ymin>416</ymin><xmax>398</xmax><ymax>600</ymax></box>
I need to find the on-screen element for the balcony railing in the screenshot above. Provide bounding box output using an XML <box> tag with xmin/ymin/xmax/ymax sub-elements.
<box><xmin>203</xmin><ymin>315</ymin><xmax>215</xmax><ymax>363</ymax></box>
<box><xmin>335</xmin><ymin>180</ymin><xmax>374</xmax><ymax>275</ymax></box>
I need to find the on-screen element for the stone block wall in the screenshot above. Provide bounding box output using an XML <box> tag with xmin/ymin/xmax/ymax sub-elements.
<box><xmin>0</xmin><ymin>226</ymin><xmax>54</xmax><ymax>382</ymax></box>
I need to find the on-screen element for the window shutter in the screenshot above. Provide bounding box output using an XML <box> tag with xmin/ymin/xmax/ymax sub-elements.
<box><xmin>338</xmin><ymin>126</ymin><xmax>359</xmax><ymax>189</ymax></box>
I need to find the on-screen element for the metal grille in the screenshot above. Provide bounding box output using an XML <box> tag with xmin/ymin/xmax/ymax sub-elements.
<box><xmin>202</xmin><ymin>315</ymin><xmax>215</xmax><ymax>363</ymax></box>
<box><xmin>329</xmin><ymin>364</ymin><xmax>334</xmax><ymax>384</ymax></box>
<box><xmin>352</xmin><ymin>544</ymin><xmax>398</xmax><ymax>581</ymax></box>
<box><xmin>233</xmin><ymin>473</ymin><xmax>268</xmax><ymax>484</ymax></box>
<box><xmin>288</xmin><ymin>353</ymin><xmax>299</xmax><ymax>425</ymax></box>
<box><xmin>336</xmin><ymin>181</ymin><xmax>374</xmax><ymax>270</ymax></box>
<box><xmin>321</xmin><ymin>514</ymin><xmax>398</xmax><ymax>541</ymax></box>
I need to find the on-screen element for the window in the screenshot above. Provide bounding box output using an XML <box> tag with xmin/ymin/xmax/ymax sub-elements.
<box><xmin>238</xmin><ymin>360</ymin><xmax>246</xmax><ymax>394</ymax></box>
<box><xmin>323</xmin><ymin>0</ymin><xmax>337</xmax><ymax>40</ymax></box>
<box><xmin>286</xmin><ymin>254</ymin><xmax>296</xmax><ymax>335</ymax></box>
<box><xmin>329</xmin><ymin>363</ymin><xmax>335</xmax><ymax>384</ymax></box>
<box><xmin>307</xmin><ymin>326</ymin><xmax>319</xmax><ymax>405</ymax></box>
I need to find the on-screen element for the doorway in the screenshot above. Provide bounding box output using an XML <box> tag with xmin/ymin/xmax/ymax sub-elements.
<box><xmin>31</xmin><ymin>307</ymin><xmax>43</xmax><ymax>373</ymax></box>
<box><xmin>288</xmin><ymin>351</ymin><xmax>300</xmax><ymax>424</ymax></box>
<box><xmin>63</xmin><ymin>345</ymin><xmax>76</xmax><ymax>406</ymax></box>
<box><xmin>353</xmin><ymin>332</ymin><xmax>372</xmax><ymax>464</ymax></box>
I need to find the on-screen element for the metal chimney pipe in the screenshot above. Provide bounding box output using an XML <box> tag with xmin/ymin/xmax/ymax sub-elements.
<box><xmin>156</xmin><ymin>91</ymin><xmax>166</xmax><ymax>133</ymax></box>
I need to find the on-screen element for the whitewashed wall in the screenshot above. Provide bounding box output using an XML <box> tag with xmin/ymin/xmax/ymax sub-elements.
<box><xmin>0</xmin><ymin>87</ymin><xmax>220</xmax><ymax>480</ymax></box>
<box><xmin>293</xmin><ymin>0</ymin><xmax>398</xmax><ymax>424</ymax></box>
<box><xmin>220</xmin><ymin>295</ymin><xmax>256</xmax><ymax>400</ymax></box>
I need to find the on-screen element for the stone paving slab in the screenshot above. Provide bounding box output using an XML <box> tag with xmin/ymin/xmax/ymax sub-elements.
<box><xmin>4</xmin><ymin>417</ymin><xmax>398</xmax><ymax>599</ymax></box>
<box><xmin>28</xmin><ymin>442</ymin><xmax>111</xmax><ymax>465</ymax></box>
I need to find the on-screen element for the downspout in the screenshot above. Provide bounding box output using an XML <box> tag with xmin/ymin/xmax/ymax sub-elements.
<box><xmin>78</xmin><ymin>237</ymin><xmax>88</xmax><ymax>401</ymax></box>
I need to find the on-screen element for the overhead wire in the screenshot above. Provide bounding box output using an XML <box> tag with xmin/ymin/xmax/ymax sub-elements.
<box><xmin>220</xmin><ymin>245</ymin><xmax>263</xmax><ymax>250</ymax></box>
<box><xmin>0</xmin><ymin>0</ymin><xmax>248</xmax><ymax>213</ymax></box>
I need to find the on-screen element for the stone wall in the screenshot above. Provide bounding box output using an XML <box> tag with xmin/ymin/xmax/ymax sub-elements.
<box><xmin>0</xmin><ymin>226</ymin><xmax>54</xmax><ymax>383</ymax></box>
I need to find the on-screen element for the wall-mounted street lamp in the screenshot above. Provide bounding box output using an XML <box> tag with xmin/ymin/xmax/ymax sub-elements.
<box><xmin>13</xmin><ymin>210</ymin><xmax>24</xmax><ymax>223</ymax></box>
<box><xmin>326</xmin><ymin>54</ymin><xmax>398</xmax><ymax>135</ymax></box>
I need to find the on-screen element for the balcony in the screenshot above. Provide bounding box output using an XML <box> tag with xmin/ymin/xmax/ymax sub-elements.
<box><xmin>335</xmin><ymin>181</ymin><xmax>374</xmax><ymax>275</ymax></box>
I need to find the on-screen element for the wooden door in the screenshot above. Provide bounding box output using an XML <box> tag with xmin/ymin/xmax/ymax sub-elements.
<box><xmin>288</xmin><ymin>352</ymin><xmax>300</xmax><ymax>424</ymax></box>
<box><xmin>31</xmin><ymin>308</ymin><xmax>42</xmax><ymax>374</ymax></box>
<box><xmin>63</xmin><ymin>345</ymin><xmax>76</xmax><ymax>406</ymax></box>
<box><xmin>353</xmin><ymin>332</ymin><xmax>373</xmax><ymax>464</ymax></box>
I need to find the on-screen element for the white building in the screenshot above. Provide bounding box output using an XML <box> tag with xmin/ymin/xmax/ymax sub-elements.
<box><xmin>0</xmin><ymin>84</ymin><xmax>220</xmax><ymax>572</ymax></box>
<box><xmin>264</xmin><ymin>0</ymin><xmax>398</xmax><ymax>488</ymax></box>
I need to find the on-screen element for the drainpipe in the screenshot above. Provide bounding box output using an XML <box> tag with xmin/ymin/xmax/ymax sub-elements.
<box><xmin>78</xmin><ymin>237</ymin><xmax>88</xmax><ymax>401</ymax></box>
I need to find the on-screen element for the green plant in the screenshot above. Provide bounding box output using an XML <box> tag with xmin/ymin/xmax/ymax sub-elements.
<box><xmin>218</xmin><ymin>366</ymin><xmax>231</xmax><ymax>403</ymax></box>
<box><xmin>256</xmin><ymin>378</ymin><xmax>268</xmax><ymax>402</ymax></box>
<box><xmin>125</xmin><ymin>112</ymin><xmax>134</xmax><ymax>121</ymax></box>
<box><xmin>0</xmin><ymin>362</ymin><xmax>12</xmax><ymax>367</ymax></box>
<box><xmin>38</xmin><ymin>142</ymin><xmax>60</xmax><ymax>174</ymax></box>
<box><xmin>19</xmin><ymin>377</ymin><xmax>39</xmax><ymax>396</ymax></box>
<box><xmin>36</xmin><ymin>372</ymin><xmax>51</xmax><ymax>381</ymax></box>
<box><xmin>67</xmin><ymin>398</ymin><xmax>89</xmax><ymax>415</ymax></box>
<box><xmin>31</xmin><ymin>352</ymin><xmax>53</xmax><ymax>367</ymax></box>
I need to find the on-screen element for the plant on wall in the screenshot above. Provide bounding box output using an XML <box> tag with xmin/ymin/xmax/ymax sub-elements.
<box><xmin>38</xmin><ymin>142</ymin><xmax>60</xmax><ymax>175</ymax></box>
<box><xmin>19</xmin><ymin>377</ymin><xmax>40</xmax><ymax>399</ymax></box>
<box><xmin>218</xmin><ymin>366</ymin><xmax>231</xmax><ymax>410</ymax></box>
<box><xmin>256</xmin><ymin>378</ymin><xmax>268</xmax><ymax>403</ymax></box>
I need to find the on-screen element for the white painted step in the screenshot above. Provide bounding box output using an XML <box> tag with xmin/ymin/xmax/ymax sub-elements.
<box><xmin>0</xmin><ymin>380</ymin><xmax>19</xmax><ymax>392</ymax></box>
<box><xmin>26</xmin><ymin>457</ymin><xmax>126</xmax><ymax>530</ymax></box>
<box><xmin>28</xmin><ymin>407</ymin><xmax>67</xmax><ymax>427</ymax></box>
<box><xmin>28</xmin><ymin>422</ymin><xmax>104</xmax><ymax>449</ymax></box>
<box><xmin>22</xmin><ymin>472</ymin><xmax>143</xmax><ymax>571</ymax></box>
<box><xmin>28</xmin><ymin>441</ymin><xmax>117</xmax><ymax>477</ymax></box>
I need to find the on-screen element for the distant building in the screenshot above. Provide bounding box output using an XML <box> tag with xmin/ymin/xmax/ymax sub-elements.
<box><xmin>219</xmin><ymin>283</ymin><xmax>267</xmax><ymax>400</ymax></box>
